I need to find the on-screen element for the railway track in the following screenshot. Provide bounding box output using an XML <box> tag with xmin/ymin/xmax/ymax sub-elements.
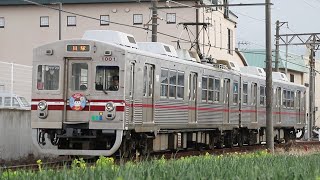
<box><xmin>2</xmin><ymin>141</ymin><xmax>320</xmax><ymax>172</ymax></box>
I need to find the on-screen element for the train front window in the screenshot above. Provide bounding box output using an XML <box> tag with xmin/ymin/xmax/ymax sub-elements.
<box><xmin>37</xmin><ymin>65</ymin><xmax>60</xmax><ymax>90</ymax></box>
<box><xmin>71</xmin><ymin>63</ymin><xmax>88</xmax><ymax>91</ymax></box>
<box><xmin>95</xmin><ymin>66</ymin><xmax>119</xmax><ymax>91</ymax></box>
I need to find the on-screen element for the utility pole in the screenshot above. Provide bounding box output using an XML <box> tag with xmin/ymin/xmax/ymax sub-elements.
<box><xmin>51</xmin><ymin>2</ymin><xmax>62</xmax><ymax>40</ymax></box>
<box><xmin>309</xmin><ymin>44</ymin><xmax>316</xmax><ymax>141</ymax></box>
<box><xmin>278</xmin><ymin>33</ymin><xmax>320</xmax><ymax>140</ymax></box>
<box><xmin>151</xmin><ymin>0</ymin><xmax>158</xmax><ymax>42</ymax></box>
<box><xmin>195</xmin><ymin>0</ymin><xmax>200</xmax><ymax>56</ymax></box>
<box><xmin>275</xmin><ymin>20</ymin><xmax>288</xmax><ymax>72</ymax></box>
<box><xmin>265</xmin><ymin>0</ymin><xmax>274</xmax><ymax>153</ymax></box>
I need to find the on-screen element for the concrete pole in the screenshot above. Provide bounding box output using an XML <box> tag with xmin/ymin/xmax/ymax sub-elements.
<box><xmin>195</xmin><ymin>1</ymin><xmax>200</xmax><ymax>56</ymax></box>
<box><xmin>151</xmin><ymin>0</ymin><xmax>158</xmax><ymax>42</ymax></box>
<box><xmin>275</xmin><ymin>20</ymin><xmax>280</xmax><ymax>72</ymax></box>
<box><xmin>308</xmin><ymin>47</ymin><xmax>315</xmax><ymax>140</ymax></box>
<box><xmin>58</xmin><ymin>2</ymin><xmax>62</xmax><ymax>40</ymax></box>
<box><xmin>265</xmin><ymin>0</ymin><xmax>274</xmax><ymax>153</ymax></box>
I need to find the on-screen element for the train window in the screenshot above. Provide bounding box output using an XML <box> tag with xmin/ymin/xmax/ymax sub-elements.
<box><xmin>260</xmin><ymin>86</ymin><xmax>266</xmax><ymax>106</ymax></box>
<box><xmin>177</xmin><ymin>71</ymin><xmax>184</xmax><ymax>99</ymax></box>
<box><xmin>290</xmin><ymin>91</ymin><xmax>295</xmax><ymax>108</ymax></box>
<box><xmin>71</xmin><ymin>63</ymin><xmax>88</xmax><ymax>91</ymax></box>
<box><xmin>208</xmin><ymin>77</ymin><xmax>214</xmax><ymax>102</ymax></box>
<box><xmin>0</xmin><ymin>97</ymin><xmax>2</xmax><ymax>106</ymax></box>
<box><xmin>243</xmin><ymin>83</ymin><xmax>248</xmax><ymax>104</ymax></box>
<box><xmin>282</xmin><ymin>90</ymin><xmax>287</xmax><ymax>108</ymax></box>
<box><xmin>233</xmin><ymin>82</ymin><xmax>239</xmax><ymax>104</ymax></box>
<box><xmin>169</xmin><ymin>70</ymin><xmax>177</xmax><ymax>98</ymax></box>
<box><xmin>95</xmin><ymin>66</ymin><xmax>119</xmax><ymax>91</ymax></box>
<box><xmin>160</xmin><ymin>69</ymin><xmax>169</xmax><ymax>98</ymax></box>
<box><xmin>202</xmin><ymin>76</ymin><xmax>208</xmax><ymax>101</ymax></box>
<box><xmin>37</xmin><ymin>65</ymin><xmax>60</xmax><ymax>90</ymax></box>
<box><xmin>214</xmin><ymin>78</ymin><xmax>220</xmax><ymax>102</ymax></box>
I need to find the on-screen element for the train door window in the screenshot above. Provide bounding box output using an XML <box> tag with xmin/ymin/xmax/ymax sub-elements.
<box><xmin>169</xmin><ymin>70</ymin><xmax>177</xmax><ymax>98</ymax></box>
<box><xmin>71</xmin><ymin>63</ymin><xmax>88</xmax><ymax>91</ymax></box>
<box><xmin>144</xmin><ymin>64</ymin><xmax>154</xmax><ymax>97</ymax></box>
<box><xmin>208</xmin><ymin>77</ymin><xmax>214</xmax><ymax>102</ymax></box>
<box><xmin>214</xmin><ymin>78</ymin><xmax>220</xmax><ymax>102</ymax></box>
<box><xmin>286</xmin><ymin>90</ymin><xmax>291</xmax><ymax>108</ymax></box>
<box><xmin>260</xmin><ymin>86</ymin><xmax>266</xmax><ymax>106</ymax></box>
<box><xmin>160</xmin><ymin>68</ymin><xmax>169</xmax><ymax>98</ymax></box>
<box><xmin>143</xmin><ymin>66</ymin><xmax>148</xmax><ymax>96</ymax></box>
<box><xmin>177</xmin><ymin>71</ymin><xmax>184</xmax><ymax>99</ymax></box>
<box><xmin>95</xmin><ymin>66</ymin><xmax>119</xmax><ymax>91</ymax></box>
<box><xmin>251</xmin><ymin>83</ymin><xmax>257</xmax><ymax>105</ymax></box>
<box><xmin>129</xmin><ymin>63</ymin><xmax>135</xmax><ymax>97</ymax></box>
<box><xmin>192</xmin><ymin>73</ymin><xmax>197</xmax><ymax>101</ymax></box>
<box><xmin>189</xmin><ymin>74</ymin><xmax>192</xmax><ymax>100</ymax></box>
<box><xmin>0</xmin><ymin>97</ymin><xmax>2</xmax><ymax>106</ymax></box>
<box><xmin>202</xmin><ymin>76</ymin><xmax>208</xmax><ymax>102</ymax></box>
<box><xmin>243</xmin><ymin>83</ymin><xmax>248</xmax><ymax>104</ymax></box>
<box><xmin>233</xmin><ymin>81</ymin><xmax>239</xmax><ymax>104</ymax></box>
<box><xmin>37</xmin><ymin>65</ymin><xmax>60</xmax><ymax>90</ymax></box>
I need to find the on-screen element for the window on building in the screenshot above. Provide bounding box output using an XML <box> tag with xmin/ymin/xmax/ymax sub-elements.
<box><xmin>243</xmin><ymin>83</ymin><xmax>248</xmax><ymax>104</ymax></box>
<box><xmin>166</xmin><ymin>13</ymin><xmax>176</xmax><ymax>24</ymax></box>
<box><xmin>40</xmin><ymin>16</ymin><xmax>49</xmax><ymax>27</ymax></box>
<box><xmin>67</xmin><ymin>16</ymin><xmax>76</xmax><ymax>26</ymax></box>
<box><xmin>227</xmin><ymin>28</ymin><xmax>233</xmax><ymax>55</ymax></box>
<box><xmin>133</xmin><ymin>14</ymin><xmax>143</xmax><ymax>25</ymax></box>
<box><xmin>0</xmin><ymin>17</ymin><xmax>4</xmax><ymax>28</ymax></box>
<box><xmin>290</xmin><ymin>74</ymin><xmax>294</xmax><ymax>82</ymax></box>
<box><xmin>100</xmin><ymin>15</ymin><xmax>110</xmax><ymax>26</ymax></box>
<box><xmin>223</xmin><ymin>0</ymin><xmax>229</xmax><ymax>18</ymax></box>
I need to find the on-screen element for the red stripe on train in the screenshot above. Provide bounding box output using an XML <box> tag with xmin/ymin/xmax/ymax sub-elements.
<box><xmin>32</xmin><ymin>99</ymin><xmax>125</xmax><ymax>103</ymax></box>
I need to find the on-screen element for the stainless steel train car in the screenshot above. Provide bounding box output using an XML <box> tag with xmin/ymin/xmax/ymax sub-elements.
<box><xmin>31</xmin><ymin>30</ymin><xmax>306</xmax><ymax>156</ymax></box>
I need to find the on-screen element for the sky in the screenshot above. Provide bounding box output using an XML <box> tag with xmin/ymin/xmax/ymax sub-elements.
<box><xmin>231</xmin><ymin>0</ymin><xmax>320</xmax><ymax>56</ymax></box>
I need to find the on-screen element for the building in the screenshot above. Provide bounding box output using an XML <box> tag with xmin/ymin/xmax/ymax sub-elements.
<box><xmin>0</xmin><ymin>0</ymin><xmax>239</xmax><ymax>66</ymax></box>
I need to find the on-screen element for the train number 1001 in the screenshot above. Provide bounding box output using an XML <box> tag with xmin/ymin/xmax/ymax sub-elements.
<box><xmin>103</xmin><ymin>57</ymin><xmax>116</xmax><ymax>61</ymax></box>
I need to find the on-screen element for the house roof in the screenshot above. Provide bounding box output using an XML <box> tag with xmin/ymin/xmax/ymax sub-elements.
<box><xmin>241</xmin><ymin>49</ymin><xmax>307</xmax><ymax>73</ymax></box>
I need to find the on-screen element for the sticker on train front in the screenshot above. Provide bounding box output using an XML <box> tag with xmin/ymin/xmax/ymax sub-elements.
<box><xmin>91</xmin><ymin>112</ymin><xmax>103</xmax><ymax>121</ymax></box>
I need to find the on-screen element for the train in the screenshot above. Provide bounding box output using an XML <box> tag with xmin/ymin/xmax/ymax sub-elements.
<box><xmin>31</xmin><ymin>30</ymin><xmax>306</xmax><ymax>156</ymax></box>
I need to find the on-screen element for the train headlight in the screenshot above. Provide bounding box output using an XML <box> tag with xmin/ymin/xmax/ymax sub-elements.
<box><xmin>106</xmin><ymin>102</ymin><xmax>115</xmax><ymax>112</ymax></box>
<box><xmin>38</xmin><ymin>101</ymin><xmax>47</xmax><ymax>111</ymax></box>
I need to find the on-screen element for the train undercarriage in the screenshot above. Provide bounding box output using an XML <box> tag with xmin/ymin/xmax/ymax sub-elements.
<box><xmin>33</xmin><ymin>126</ymin><xmax>304</xmax><ymax>157</ymax></box>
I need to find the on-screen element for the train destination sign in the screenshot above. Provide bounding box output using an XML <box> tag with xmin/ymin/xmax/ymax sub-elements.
<box><xmin>67</xmin><ymin>45</ymin><xmax>90</xmax><ymax>52</ymax></box>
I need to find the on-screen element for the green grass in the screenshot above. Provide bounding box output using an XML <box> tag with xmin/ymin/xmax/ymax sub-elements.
<box><xmin>1</xmin><ymin>151</ymin><xmax>320</xmax><ymax>180</ymax></box>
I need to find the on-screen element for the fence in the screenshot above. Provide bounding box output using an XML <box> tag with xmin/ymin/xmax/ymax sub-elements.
<box><xmin>0</xmin><ymin>61</ymin><xmax>32</xmax><ymax>106</ymax></box>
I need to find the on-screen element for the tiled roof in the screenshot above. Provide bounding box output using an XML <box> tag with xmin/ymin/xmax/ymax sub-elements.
<box><xmin>241</xmin><ymin>49</ymin><xmax>307</xmax><ymax>73</ymax></box>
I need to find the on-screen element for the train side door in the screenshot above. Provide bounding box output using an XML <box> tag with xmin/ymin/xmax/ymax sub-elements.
<box><xmin>129</xmin><ymin>62</ymin><xmax>135</xmax><ymax>123</ymax></box>
<box><xmin>65</xmin><ymin>59</ymin><xmax>90</xmax><ymax>123</ymax></box>
<box><xmin>251</xmin><ymin>83</ymin><xmax>258</xmax><ymax>123</ymax></box>
<box><xmin>142</xmin><ymin>64</ymin><xmax>155</xmax><ymax>123</ymax></box>
<box><xmin>188</xmin><ymin>72</ymin><xmax>198</xmax><ymax>123</ymax></box>
<box><xmin>223</xmin><ymin>79</ymin><xmax>230</xmax><ymax>124</ymax></box>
